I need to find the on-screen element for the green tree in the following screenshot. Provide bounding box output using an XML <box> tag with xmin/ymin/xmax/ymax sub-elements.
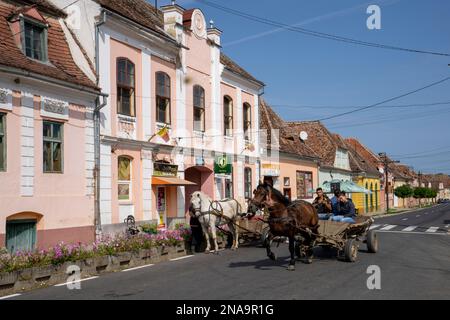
<box><xmin>394</xmin><ymin>185</ymin><xmax>414</xmax><ymax>208</ymax></box>
<box><xmin>413</xmin><ymin>187</ymin><xmax>428</xmax><ymax>207</ymax></box>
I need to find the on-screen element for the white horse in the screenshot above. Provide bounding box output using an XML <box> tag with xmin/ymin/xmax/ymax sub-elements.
<box><xmin>189</xmin><ymin>191</ymin><xmax>241</xmax><ymax>253</ymax></box>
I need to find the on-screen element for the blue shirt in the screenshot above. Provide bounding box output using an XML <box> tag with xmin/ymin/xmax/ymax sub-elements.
<box><xmin>331</xmin><ymin>196</ymin><xmax>339</xmax><ymax>214</ymax></box>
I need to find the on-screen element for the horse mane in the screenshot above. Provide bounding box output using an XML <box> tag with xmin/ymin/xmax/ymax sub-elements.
<box><xmin>264</xmin><ymin>183</ymin><xmax>291</xmax><ymax>206</ymax></box>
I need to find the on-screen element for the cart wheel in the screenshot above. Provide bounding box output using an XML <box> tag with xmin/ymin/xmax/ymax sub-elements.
<box><xmin>344</xmin><ymin>239</ymin><xmax>359</xmax><ymax>262</ymax></box>
<box><xmin>366</xmin><ymin>230</ymin><xmax>378</xmax><ymax>253</ymax></box>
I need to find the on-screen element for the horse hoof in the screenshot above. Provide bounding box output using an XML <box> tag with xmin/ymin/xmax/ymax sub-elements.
<box><xmin>268</xmin><ymin>253</ymin><xmax>277</xmax><ymax>261</ymax></box>
<box><xmin>205</xmin><ymin>250</ymin><xmax>210</xmax><ymax>254</ymax></box>
<box><xmin>231</xmin><ymin>247</ymin><xmax>238</xmax><ymax>251</ymax></box>
<box><xmin>287</xmin><ymin>265</ymin><xmax>296</xmax><ymax>271</ymax></box>
<box><xmin>303</xmin><ymin>258</ymin><xmax>313</xmax><ymax>264</ymax></box>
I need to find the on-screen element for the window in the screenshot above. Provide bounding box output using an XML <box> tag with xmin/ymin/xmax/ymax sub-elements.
<box><xmin>224</xmin><ymin>96</ymin><xmax>233</xmax><ymax>136</ymax></box>
<box><xmin>156</xmin><ymin>72</ymin><xmax>171</xmax><ymax>124</ymax></box>
<box><xmin>6</xmin><ymin>220</ymin><xmax>37</xmax><ymax>254</ymax></box>
<box><xmin>375</xmin><ymin>184</ymin><xmax>379</xmax><ymax>210</ymax></box>
<box><xmin>243</xmin><ymin>103</ymin><xmax>252</xmax><ymax>141</ymax></box>
<box><xmin>370</xmin><ymin>183</ymin><xmax>374</xmax><ymax>209</ymax></box>
<box><xmin>43</xmin><ymin>121</ymin><xmax>63</xmax><ymax>173</ymax></box>
<box><xmin>244</xmin><ymin>168</ymin><xmax>252</xmax><ymax>199</ymax></box>
<box><xmin>0</xmin><ymin>113</ymin><xmax>5</xmax><ymax>171</ymax></box>
<box><xmin>23</xmin><ymin>20</ymin><xmax>47</xmax><ymax>61</ymax></box>
<box><xmin>193</xmin><ymin>85</ymin><xmax>205</xmax><ymax>132</ymax></box>
<box><xmin>296</xmin><ymin>171</ymin><xmax>313</xmax><ymax>199</ymax></box>
<box><xmin>335</xmin><ymin>149</ymin><xmax>350</xmax><ymax>170</ymax></box>
<box><xmin>117</xmin><ymin>58</ymin><xmax>136</xmax><ymax>117</ymax></box>
<box><xmin>118</xmin><ymin>156</ymin><xmax>132</xmax><ymax>201</ymax></box>
<box><xmin>225</xmin><ymin>178</ymin><xmax>233</xmax><ymax>199</ymax></box>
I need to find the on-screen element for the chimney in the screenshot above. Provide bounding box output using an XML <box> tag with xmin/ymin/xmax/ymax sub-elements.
<box><xmin>207</xmin><ymin>19</ymin><xmax>222</xmax><ymax>46</ymax></box>
<box><xmin>160</xmin><ymin>1</ymin><xmax>185</xmax><ymax>43</ymax></box>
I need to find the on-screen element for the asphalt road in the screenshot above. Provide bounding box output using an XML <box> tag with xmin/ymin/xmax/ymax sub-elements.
<box><xmin>5</xmin><ymin>204</ymin><xmax>450</xmax><ymax>300</ymax></box>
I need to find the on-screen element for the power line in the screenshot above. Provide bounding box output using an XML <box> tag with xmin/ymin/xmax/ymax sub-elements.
<box><xmin>271</xmin><ymin>101</ymin><xmax>450</xmax><ymax>110</ymax></box>
<box><xmin>194</xmin><ymin>0</ymin><xmax>450</xmax><ymax>57</ymax></box>
<box><xmin>316</xmin><ymin>76</ymin><xmax>450</xmax><ymax>121</ymax></box>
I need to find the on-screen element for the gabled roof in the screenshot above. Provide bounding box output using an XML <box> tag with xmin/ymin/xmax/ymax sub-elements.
<box><xmin>343</xmin><ymin>138</ymin><xmax>381</xmax><ymax>177</ymax></box>
<box><xmin>286</xmin><ymin>121</ymin><xmax>343</xmax><ymax>167</ymax></box>
<box><xmin>259</xmin><ymin>99</ymin><xmax>319</xmax><ymax>161</ymax></box>
<box><xmin>220</xmin><ymin>53</ymin><xmax>264</xmax><ymax>86</ymax></box>
<box><xmin>0</xmin><ymin>1</ymin><xmax>98</xmax><ymax>90</ymax></box>
<box><xmin>344</xmin><ymin>138</ymin><xmax>381</xmax><ymax>169</ymax></box>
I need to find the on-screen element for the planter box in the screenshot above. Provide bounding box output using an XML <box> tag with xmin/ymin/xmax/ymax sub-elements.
<box><xmin>111</xmin><ymin>252</ymin><xmax>133</xmax><ymax>270</ymax></box>
<box><xmin>93</xmin><ymin>256</ymin><xmax>110</xmax><ymax>273</ymax></box>
<box><xmin>0</xmin><ymin>245</ymin><xmax>187</xmax><ymax>298</ymax></box>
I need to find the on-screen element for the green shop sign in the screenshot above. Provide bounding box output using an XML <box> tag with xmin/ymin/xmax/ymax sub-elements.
<box><xmin>214</xmin><ymin>155</ymin><xmax>232</xmax><ymax>175</ymax></box>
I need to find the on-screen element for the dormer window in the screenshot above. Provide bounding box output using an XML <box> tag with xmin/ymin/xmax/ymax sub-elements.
<box><xmin>22</xmin><ymin>19</ymin><xmax>48</xmax><ymax>62</ymax></box>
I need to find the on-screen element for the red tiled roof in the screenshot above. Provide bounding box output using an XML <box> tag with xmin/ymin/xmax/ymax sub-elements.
<box><xmin>286</xmin><ymin>121</ymin><xmax>343</xmax><ymax>167</ymax></box>
<box><xmin>95</xmin><ymin>0</ymin><xmax>168</xmax><ymax>38</ymax></box>
<box><xmin>0</xmin><ymin>1</ymin><xmax>98</xmax><ymax>90</ymax></box>
<box><xmin>345</xmin><ymin>138</ymin><xmax>381</xmax><ymax>169</ymax></box>
<box><xmin>259</xmin><ymin>98</ymin><xmax>319</xmax><ymax>160</ymax></box>
<box><xmin>343</xmin><ymin>138</ymin><xmax>381</xmax><ymax>177</ymax></box>
<box><xmin>183</xmin><ymin>8</ymin><xmax>195</xmax><ymax>29</ymax></box>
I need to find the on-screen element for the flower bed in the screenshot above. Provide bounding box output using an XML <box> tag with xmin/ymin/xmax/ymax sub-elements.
<box><xmin>0</xmin><ymin>230</ymin><xmax>188</xmax><ymax>296</ymax></box>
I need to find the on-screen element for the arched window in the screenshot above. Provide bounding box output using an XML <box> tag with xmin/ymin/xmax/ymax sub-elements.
<box><xmin>365</xmin><ymin>182</ymin><xmax>369</xmax><ymax>213</ymax></box>
<box><xmin>156</xmin><ymin>72</ymin><xmax>171</xmax><ymax>124</ymax></box>
<box><xmin>193</xmin><ymin>85</ymin><xmax>205</xmax><ymax>132</ymax></box>
<box><xmin>244</xmin><ymin>168</ymin><xmax>252</xmax><ymax>199</ymax></box>
<box><xmin>118</xmin><ymin>156</ymin><xmax>132</xmax><ymax>201</ymax></box>
<box><xmin>224</xmin><ymin>96</ymin><xmax>233</xmax><ymax>137</ymax></box>
<box><xmin>117</xmin><ymin>58</ymin><xmax>135</xmax><ymax>117</ymax></box>
<box><xmin>370</xmin><ymin>183</ymin><xmax>374</xmax><ymax>210</ymax></box>
<box><xmin>243</xmin><ymin>103</ymin><xmax>252</xmax><ymax>141</ymax></box>
<box><xmin>375</xmin><ymin>183</ymin><xmax>379</xmax><ymax>210</ymax></box>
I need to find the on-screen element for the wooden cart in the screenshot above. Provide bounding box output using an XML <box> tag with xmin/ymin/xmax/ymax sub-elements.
<box><xmin>295</xmin><ymin>216</ymin><xmax>378</xmax><ymax>262</ymax></box>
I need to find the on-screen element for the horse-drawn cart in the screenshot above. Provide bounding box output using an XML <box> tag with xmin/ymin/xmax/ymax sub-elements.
<box><xmin>295</xmin><ymin>216</ymin><xmax>378</xmax><ymax>262</ymax></box>
<box><xmin>236</xmin><ymin>215</ymin><xmax>270</xmax><ymax>245</ymax></box>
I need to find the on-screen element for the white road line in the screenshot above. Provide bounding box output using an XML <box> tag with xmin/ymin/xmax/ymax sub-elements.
<box><xmin>54</xmin><ymin>276</ymin><xmax>98</xmax><ymax>287</ymax></box>
<box><xmin>416</xmin><ymin>215</ymin><xmax>421</xmax><ymax>218</ymax></box>
<box><xmin>376</xmin><ymin>230</ymin><xmax>448</xmax><ymax>236</ymax></box>
<box><xmin>380</xmin><ymin>225</ymin><xmax>397</xmax><ymax>231</ymax></box>
<box><xmin>170</xmin><ymin>255</ymin><xmax>194</xmax><ymax>262</ymax></box>
<box><xmin>426</xmin><ymin>227</ymin><xmax>439</xmax><ymax>233</ymax></box>
<box><xmin>0</xmin><ymin>294</ymin><xmax>21</xmax><ymax>300</ymax></box>
<box><xmin>369</xmin><ymin>224</ymin><xmax>381</xmax><ymax>230</ymax></box>
<box><xmin>402</xmin><ymin>226</ymin><xmax>418</xmax><ymax>232</ymax></box>
<box><xmin>122</xmin><ymin>264</ymin><xmax>155</xmax><ymax>272</ymax></box>
<box><xmin>402</xmin><ymin>218</ymin><xmax>408</xmax><ymax>221</ymax></box>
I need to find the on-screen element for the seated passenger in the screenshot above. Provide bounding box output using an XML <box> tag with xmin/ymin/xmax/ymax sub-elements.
<box><xmin>312</xmin><ymin>187</ymin><xmax>332</xmax><ymax>220</ymax></box>
<box><xmin>331</xmin><ymin>191</ymin><xmax>356</xmax><ymax>224</ymax></box>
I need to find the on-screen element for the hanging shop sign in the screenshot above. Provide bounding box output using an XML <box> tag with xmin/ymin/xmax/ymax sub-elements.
<box><xmin>261</xmin><ymin>163</ymin><xmax>280</xmax><ymax>177</ymax></box>
<box><xmin>214</xmin><ymin>154</ymin><xmax>232</xmax><ymax>175</ymax></box>
<box><xmin>153</xmin><ymin>162</ymin><xmax>178</xmax><ymax>177</ymax></box>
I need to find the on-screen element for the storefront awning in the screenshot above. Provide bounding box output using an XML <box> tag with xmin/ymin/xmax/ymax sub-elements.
<box><xmin>152</xmin><ymin>177</ymin><xmax>197</xmax><ymax>186</ymax></box>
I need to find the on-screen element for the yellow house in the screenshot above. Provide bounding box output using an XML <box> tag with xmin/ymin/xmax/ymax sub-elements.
<box><xmin>344</xmin><ymin>138</ymin><xmax>382</xmax><ymax>214</ymax></box>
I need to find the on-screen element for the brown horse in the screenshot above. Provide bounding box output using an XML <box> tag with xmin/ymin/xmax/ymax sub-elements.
<box><xmin>248</xmin><ymin>182</ymin><xmax>319</xmax><ymax>271</ymax></box>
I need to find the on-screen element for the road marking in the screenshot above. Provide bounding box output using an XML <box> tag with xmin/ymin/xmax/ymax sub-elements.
<box><xmin>402</xmin><ymin>218</ymin><xmax>408</xmax><ymax>221</ymax></box>
<box><xmin>369</xmin><ymin>224</ymin><xmax>381</xmax><ymax>230</ymax></box>
<box><xmin>402</xmin><ymin>226</ymin><xmax>418</xmax><ymax>232</ymax></box>
<box><xmin>426</xmin><ymin>227</ymin><xmax>439</xmax><ymax>233</ymax></box>
<box><xmin>0</xmin><ymin>294</ymin><xmax>21</xmax><ymax>300</ymax></box>
<box><xmin>376</xmin><ymin>230</ymin><xmax>448</xmax><ymax>236</ymax></box>
<box><xmin>170</xmin><ymin>255</ymin><xmax>194</xmax><ymax>262</ymax></box>
<box><xmin>54</xmin><ymin>276</ymin><xmax>98</xmax><ymax>287</ymax></box>
<box><xmin>122</xmin><ymin>264</ymin><xmax>155</xmax><ymax>272</ymax></box>
<box><xmin>416</xmin><ymin>215</ymin><xmax>421</xmax><ymax>218</ymax></box>
<box><xmin>380</xmin><ymin>225</ymin><xmax>397</xmax><ymax>231</ymax></box>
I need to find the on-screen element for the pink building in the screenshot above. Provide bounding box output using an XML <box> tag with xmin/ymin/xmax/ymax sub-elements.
<box><xmin>50</xmin><ymin>0</ymin><xmax>265</xmax><ymax>234</ymax></box>
<box><xmin>0</xmin><ymin>0</ymin><xmax>101</xmax><ymax>252</ymax></box>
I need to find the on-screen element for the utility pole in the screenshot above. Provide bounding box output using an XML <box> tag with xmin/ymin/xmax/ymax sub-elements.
<box><xmin>379</xmin><ymin>152</ymin><xmax>400</xmax><ymax>214</ymax></box>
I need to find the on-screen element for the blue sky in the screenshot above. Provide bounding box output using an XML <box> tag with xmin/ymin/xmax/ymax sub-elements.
<box><xmin>172</xmin><ymin>0</ymin><xmax>450</xmax><ymax>174</ymax></box>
